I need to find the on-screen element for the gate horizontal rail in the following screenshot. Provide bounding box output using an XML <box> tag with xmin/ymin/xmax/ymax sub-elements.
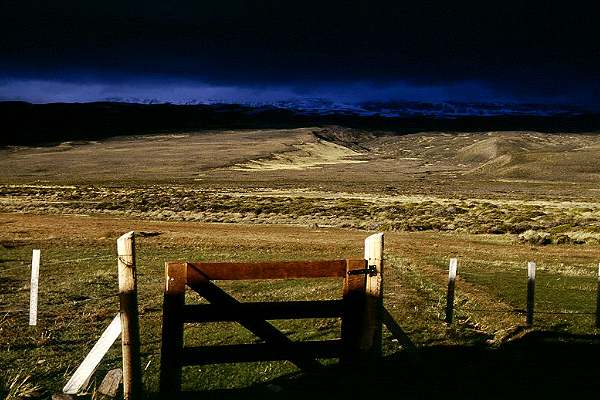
<box><xmin>186</xmin><ymin>259</ymin><xmax>347</xmax><ymax>281</ymax></box>
<box><xmin>180</xmin><ymin>339</ymin><xmax>343</xmax><ymax>365</ymax></box>
<box><xmin>183</xmin><ymin>299</ymin><xmax>344</xmax><ymax>322</ymax></box>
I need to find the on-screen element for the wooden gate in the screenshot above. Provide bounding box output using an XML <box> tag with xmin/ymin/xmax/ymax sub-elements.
<box><xmin>159</xmin><ymin>233</ymin><xmax>383</xmax><ymax>394</ymax></box>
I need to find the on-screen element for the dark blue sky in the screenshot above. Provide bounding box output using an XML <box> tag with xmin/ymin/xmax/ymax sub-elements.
<box><xmin>1</xmin><ymin>1</ymin><xmax>599</xmax><ymax>105</ymax></box>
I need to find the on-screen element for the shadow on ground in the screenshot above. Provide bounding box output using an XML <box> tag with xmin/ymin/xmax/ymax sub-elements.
<box><xmin>162</xmin><ymin>331</ymin><xmax>600</xmax><ymax>399</ymax></box>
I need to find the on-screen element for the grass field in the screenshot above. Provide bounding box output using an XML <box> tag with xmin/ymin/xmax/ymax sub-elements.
<box><xmin>1</xmin><ymin>127</ymin><xmax>600</xmax><ymax>398</ymax></box>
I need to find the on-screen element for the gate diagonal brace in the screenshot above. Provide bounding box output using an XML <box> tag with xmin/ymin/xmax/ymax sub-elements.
<box><xmin>188</xmin><ymin>272</ymin><xmax>323</xmax><ymax>371</ymax></box>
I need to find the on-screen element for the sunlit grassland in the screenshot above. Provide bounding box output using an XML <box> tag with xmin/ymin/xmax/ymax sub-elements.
<box><xmin>2</xmin><ymin>218</ymin><xmax>600</xmax><ymax>395</ymax></box>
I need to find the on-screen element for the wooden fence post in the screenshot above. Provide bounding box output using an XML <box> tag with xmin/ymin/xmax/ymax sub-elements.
<box><xmin>364</xmin><ymin>233</ymin><xmax>384</xmax><ymax>357</ymax></box>
<box><xmin>596</xmin><ymin>263</ymin><xmax>600</xmax><ymax>329</ymax></box>
<box><xmin>527</xmin><ymin>261</ymin><xmax>536</xmax><ymax>326</ymax></box>
<box><xmin>445</xmin><ymin>258</ymin><xmax>458</xmax><ymax>324</ymax></box>
<box><xmin>117</xmin><ymin>232</ymin><xmax>142</xmax><ymax>400</ymax></box>
<box><xmin>29</xmin><ymin>249</ymin><xmax>41</xmax><ymax>326</ymax></box>
<box><xmin>160</xmin><ymin>262</ymin><xmax>187</xmax><ymax>394</ymax></box>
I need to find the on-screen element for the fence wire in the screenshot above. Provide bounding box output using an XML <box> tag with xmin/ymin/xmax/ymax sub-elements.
<box><xmin>0</xmin><ymin>254</ymin><xmax>117</xmax><ymax>275</ymax></box>
<box><xmin>417</xmin><ymin>285</ymin><xmax>599</xmax><ymax>319</ymax></box>
<box><xmin>1</xmin><ymin>245</ymin><xmax>599</xmax><ymax>328</ymax></box>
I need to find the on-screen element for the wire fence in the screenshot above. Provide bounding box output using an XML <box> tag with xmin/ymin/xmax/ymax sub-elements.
<box><xmin>412</xmin><ymin>275</ymin><xmax>600</xmax><ymax>321</ymax></box>
<box><xmin>2</xmin><ymin>247</ymin><xmax>599</xmax><ymax>331</ymax></box>
<box><xmin>454</xmin><ymin>306</ymin><xmax>597</xmax><ymax>316</ymax></box>
<box><xmin>0</xmin><ymin>252</ymin><xmax>123</xmax><ymax>324</ymax></box>
<box><xmin>0</xmin><ymin>255</ymin><xmax>117</xmax><ymax>274</ymax></box>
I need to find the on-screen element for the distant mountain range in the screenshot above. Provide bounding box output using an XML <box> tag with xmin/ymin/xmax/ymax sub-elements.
<box><xmin>1</xmin><ymin>100</ymin><xmax>599</xmax><ymax>146</ymax></box>
<box><xmin>102</xmin><ymin>98</ymin><xmax>598</xmax><ymax>118</ymax></box>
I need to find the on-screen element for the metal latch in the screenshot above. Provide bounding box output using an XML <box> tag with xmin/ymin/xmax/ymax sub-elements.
<box><xmin>348</xmin><ymin>265</ymin><xmax>378</xmax><ymax>277</ymax></box>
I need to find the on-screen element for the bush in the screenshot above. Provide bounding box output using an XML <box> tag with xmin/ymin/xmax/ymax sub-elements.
<box><xmin>518</xmin><ymin>230</ymin><xmax>552</xmax><ymax>245</ymax></box>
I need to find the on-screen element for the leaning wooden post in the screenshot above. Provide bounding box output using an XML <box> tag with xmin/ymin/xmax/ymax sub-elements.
<box><xmin>445</xmin><ymin>258</ymin><xmax>458</xmax><ymax>324</ymax></box>
<box><xmin>117</xmin><ymin>231</ymin><xmax>142</xmax><ymax>400</ymax></box>
<box><xmin>596</xmin><ymin>263</ymin><xmax>600</xmax><ymax>329</ymax></box>
<box><xmin>527</xmin><ymin>261</ymin><xmax>536</xmax><ymax>326</ymax></box>
<box><xmin>63</xmin><ymin>314</ymin><xmax>122</xmax><ymax>394</ymax></box>
<box><xmin>364</xmin><ymin>233</ymin><xmax>384</xmax><ymax>357</ymax></box>
<box><xmin>29</xmin><ymin>249</ymin><xmax>41</xmax><ymax>326</ymax></box>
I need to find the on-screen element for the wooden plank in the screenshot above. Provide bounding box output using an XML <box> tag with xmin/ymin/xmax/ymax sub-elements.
<box><xmin>364</xmin><ymin>233</ymin><xmax>384</xmax><ymax>357</ymax></box>
<box><xmin>63</xmin><ymin>314</ymin><xmax>121</xmax><ymax>394</ymax></box>
<box><xmin>527</xmin><ymin>261</ymin><xmax>536</xmax><ymax>326</ymax></box>
<box><xmin>186</xmin><ymin>259</ymin><xmax>347</xmax><ymax>282</ymax></box>
<box><xmin>159</xmin><ymin>262</ymin><xmax>187</xmax><ymax>395</ymax></box>
<box><xmin>183</xmin><ymin>300</ymin><xmax>344</xmax><ymax>322</ymax></box>
<box><xmin>181</xmin><ymin>340</ymin><xmax>342</xmax><ymax>365</ymax></box>
<box><xmin>98</xmin><ymin>368</ymin><xmax>123</xmax><ymax>397</ymax></box>
<box><xmin>445</xmin><ymin>258</ymin><xmax>458</xmax><ymax>324</ymax></box>
<box><xmin>29</xmin><ymin>249</ymin><xmax>41</xmax><ymax>326</ymax></box>
<box><xmin>117</xmin><ymin>231</ymin><xmax>142</xmax><ymax>400</ymax></box>
<box><xmin>340</xmin><ymin>259</ymin><xmax>368</xmax><ymax>365</ymax></box>
<box><xmin>187</xmin><ymin>276</ymin><xmax>323</xmax><ymax>371</ymax></box>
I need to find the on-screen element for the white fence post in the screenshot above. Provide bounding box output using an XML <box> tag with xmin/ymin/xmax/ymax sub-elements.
<box><xmin>527</xmin><ymin>261</ymin><xmax>536</xmax><ymax>326</ymax></box>
<box><xmin>445</xmin><ymin>258</ymin><xmax>458</xmax><ymax>324</ymax></box>
<box><xmin>29</xmin><ymin>249</ymin><xmax>41</xmax><ymax>326</ymax></box>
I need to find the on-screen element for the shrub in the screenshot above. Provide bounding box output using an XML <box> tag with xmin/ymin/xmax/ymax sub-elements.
<box><xmin>518</xmin><ymin>230</ymin><xmax>552</xmax><ymax>245</ymax></box>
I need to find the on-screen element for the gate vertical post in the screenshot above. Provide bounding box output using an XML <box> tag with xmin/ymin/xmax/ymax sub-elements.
<box><xmin>160</xmin><ymin>262</ymin><xmax>187</xmax><ymax>394</ymax></box>
<box><xmin>341</xmin><ymin>259</ymin><xmax>368</xmax><ymax>365</ymax></box>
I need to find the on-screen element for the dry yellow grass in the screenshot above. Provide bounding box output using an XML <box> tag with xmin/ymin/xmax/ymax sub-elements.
<box><xmin>2</xmin><ymin>128</ymin><xmax>599</xmax><ymax>200</ymax></box>
<box><xmin>229</xmin><ymin>139</ymin><xmax>366</xmax><ymax>171</ymax></box>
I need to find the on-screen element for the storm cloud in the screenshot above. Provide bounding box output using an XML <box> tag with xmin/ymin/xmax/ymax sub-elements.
<box><xmin>1</xmin><ymin>1</ymin><xmax>599</xmax><ymax>104</ymax></box>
